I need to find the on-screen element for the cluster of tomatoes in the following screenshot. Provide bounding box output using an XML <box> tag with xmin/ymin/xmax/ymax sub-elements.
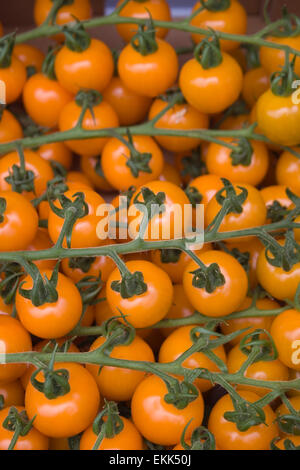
<box><xmin>0</xmin><ymin>0</ymin><xmax>300</xmax><ymax>452</ymax></box>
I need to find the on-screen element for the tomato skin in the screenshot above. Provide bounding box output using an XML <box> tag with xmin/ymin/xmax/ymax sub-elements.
<box><xmin>48</xmin><ymin>188</ymin><xmax>106</xmax><ymax>248</ymax></box>
<box><xmin>242</xmin><ymin>66</ymin><xmax>269</xmax><ymax>108</ymax></box>
<box><xmin>103</xmin><ymin>76</ymin><xmax>152</xmax><ymax>126</ymax></box>
<box><xmin>131</xmin><ymin>374</ymin><xmax>204</xmax><ymax>446</ymax></box>
<box><xmin>37</xmin><ymin>141</ymin><xmax>73</xmax><ymax>171</ymax></box>
<box><xmin>0</xmin><ymin>406</ymin><xmax>49</xmax><ymax>450</ymax></box>
<box><xmin>225</xmin><ymin>237</ymin><xmax>263</xmax><ymax>289</ymax></box>
<box><xmin>0</xmin><ymin>191</ymin><xmax>38</xmax><ymax>251</ymax></box>
<box><xmin>101</xmin><ymin>136</ymin><xmax>164</xmax><ymax>191</ymax></box>
<box><xmin>0</xmin><ymin>380</ymin><xmax>24</xmax><ymax>407</ymax></box>
<box><xmin>25</xmin><ymin>363</ymin><xmax>100</xmax><ymax>438</ymax></box>
<box><xmin>80</xmin><ymin>155</ymin><xmax>113</xmax><ymax>192</ymax></box>
<box><xmin>0</xmin><ymin>297</ymin><xmax>12</xmax><ymax>316</ymax></box>
<box><xmin>13</xmin><ymin>44</ymin><xmax>45</xmax><ymax>74</ymax></box>
<box><xmin>206</xmin><ymin>139</ymin><xmax>269</xmax><ymax>186</ymax></box>
<box><xmin>25</xmin><ymin>228</ymin><xmax>56</xmax><ymax>271</ymax></box>
<box><xmin>190</xmin><ymin>0</ymin><xmax>247</xmax><ymax>51</ymax></box>
<box><xmin>158</xmin><ymin>162</ymin><xmax>182</xmax><ymax>186</ymax></box>
<box><xmin>15</xmin><ymin>270</ymin><xmax>83</xmax><ymax>339</ymax></box>
<box><xmin>208</xmin><ymin>390</ymin><xmax>278</xmax><ymax>450</ymax></box>
<box><xmin>86</xmin><ymin>334</ymin><xmax>155</xmax><ymax>401</ymax></box>
<box><xmin>256</xmin><ymin>89</ymin><xmax>300</xmax><ymax>146</ymax></box>
<box><xmin>0</xmin><ymin>150</ymin><xmax>54</xmax><ymax>200</ymax></box>
<box><xmin>0</xmin><ymin>315</ymin><xmax>32</xmax><ymax>383</ymax></box>
<box><xmin>106</xmin><ymin>260</ymin><xmax>173</xmax><ymax>328</ymax></box>
<box><xmin>183</xmin><ymin>250</ymin><xmax>248</xmax><ymax>318</ymax></box>
<box><xmin>270</xmin><ymin>309</ymin><xmax>300</xmax><ymax>370</ymax></box>
<box><xmin>34</xmin><ymin>0</ymin><xmax>91</xmax><ymax>29</ymax></box>
<box><xmin>95</xmin><ymin>288</ymin><xmax>114</xmax><ymax>326</ymax></box>
<box><xmin>58</xmin><ymin>99</ymin><xmax>119</xmax><ymax>156</ymax></box>
<box><xmin>0</xmin><ymin>109</ymin><xmax>23</xmax><ymax>144</ymax></box>
<box><xmin>187</xmin><ymin>173</ymin><xmax>224</xmax><ymax>206</ymax></box>
<box><xmin>55</xmin><ymin>39</ymin><xmax>113</xmax><ymax>95</ymax></box>
<box><xmin>260</xmin><ymin>185</ymin><xmax>292</xmax><ymax>210</ymax></box>
<box><xmin>179</xmin><ymin>53</ymin><xmax>243</xmax><ymax>114</ymax></box>
<box><xmin>80</xmin><ymin>416</ymin><xmax>143</xmax><ymax>450</ymax></box>
<box><xmin>260</xmin><ymin>35</ymin><xmax>300</xmax><ymax>77</ymax></box>
<box><xmin>276</xmin><ymin>149</ymin><xmax>300</xmax><ymax>194</ymax></box>
<box><xmin>160</xmin><ymin>284</ymin><xmax>195</xmax><ymax>337</ymax></box>
<box><xmin>118</xmin><ymin>39</ymin><xmax>178</xmax><ymax>98</ymax></box>
<box><xmin>275</xmin><ymin>435</ymin><xmax>300</xmax><ymax>450</ymax></box>
<box><xmin>159</xmin><ymin>325</ymin><xmax>226</xmax><ymax>392</ymax></box>
<box><xmin>0</xmin><ymin>56</ymin><xmax>26</xmax><ymax>104</ymax></box>
<box><xmin>220</xmin><ymin>296</ymin><xmax>279</xmax><ymax>346</ymax></box>
<box><xmin>148</xmin><ymin>98</ymin><xmax>209</xmax><ymax>153</ymax></box>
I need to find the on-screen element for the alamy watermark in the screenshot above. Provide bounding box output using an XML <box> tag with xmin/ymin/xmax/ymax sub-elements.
<box><xmin>292</xmin><ymin>80</ymin><xmax>300</xmax><ymax>104</ymax></box>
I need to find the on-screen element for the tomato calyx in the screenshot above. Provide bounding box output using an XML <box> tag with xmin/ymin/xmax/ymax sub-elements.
<box><xmin>5</xmin><ymin>165</ymin><xmax>35</xmax><ymax>195</ymax></box>
<box><xmin>62</xmin><ymin>21</ymin><xmax>91</xmax><ymax>52</ymax></box>
<box><xmin>133</xmin><ymin>186</ymin><xmax>166</xmax><ymax>224</ymax></box>
<box><xmin>239</xmin><ymin>329</ymin><xmax>278</xmax><ymax>363</ymax></box>
<box><xmin>42</xmin><ymin>47</ymin><xmax>60</xmax><ymax>80</ymax></box>
<box><xmin>76</xmin><ymin>274</ymin><xmax>103</xmax><ymax>306</ymax></box>
<box><xmin>0</xmin><ymin>196</ymin><xmax>6</xmax><ymax>224</ymax></box>
<box><xmin>159</xmin><ymin>88</ymin><xmax>186</xmax><ymax>105</ymax></box>
<box><xmin>275</xmin><ymin>412</ymin><xmax>300</xmax><ymax>436</ymax></box>
<box><xmin>118</xmin><ymin>130</ymin><xmax>153</xmax><ymax>178</ymax></box>
<box><xmin>271</xmin><ymin>436</ymin><xmax>300</xmax><ymax>450</ymax></box>
<box><xmin>266</xmin><ymin>6</ymin><xmax>300</xmax><ymax>38</ymax></box>
<box><xmin>0</xmin><ymin>33</ymin><xmax>15</xmax><ymax>69</ymax></box>
<box><xmin>19</xmin><ymin>262</ymin><xmax>60</xmax><ymax>306</ymax></box>
<box><xmin>194</xmin><ymin>35</ymin><xmax>223</xmax><ymax>70</ymax></box>
<box><xmin>271</xmin><ymin>56</ymin><xmax>299</xmax><ymax>97</ymax></box>
<box><xmin>111</xmin><ymin>270</ymin><xmax>148</xmax><ymax>299</ymax></box>
<box><xmin>92</xmin><ymin>402</ymin><xmax>124</xmax><ymax>450</ymax></box>
<box><xmin>2</xmin><ymin>406</ymin><xmax>36</xmax><ymax>450</ymax></box>
<box><xmin>263</xmin><ymin>230</ymin><xmax>300</xmax><ymax>272</ymax></box>
<box><xmin>267</xmin><ymin>200</ymin><xmax>290</xmax><ymax>223</ymax></box>
<box><xmin>164</xmin><ymin>376</ymin><xmax>199</xmax><ymax>410</ymax></box>
<box><xmin>224</xmin><ymin>398</ymin><xmax>266</xmax><ymax>432</ymax></box>
<box><xmin>190</xmin><ymin>262</ymin><xmax>225</xmax><ymax>293</ymax></box>
<box><xmin>180</xmin><ymin>148</ymin><xmax>207</xmax><ymax>179</ymax></box>
<box><xmin>160</xmin><ymin>248</ymin><xmax>182</xmax><ymax>264</ymax></box>
<box><xmin>0</xmin><ymin>395</ymin><xmax>3</xmax><ymax>411</ymax></box>
<box><xmin>216</xmin><ymin>178</ymin><xmax>248</xmax><ymax>214</ymax></box>
<box><xmin>199</xmin><ymin>0</ymin><xmax>230</xmax><ymax>12</ymax></box>
<box><xmin>180</xmin><ymin>422</ymin><xmax>216</xmax><ymax>450</ymax></box>
<box><xmin>69</xmin><ymin>256</ymin><xmax>96</xmax><ymax>273</ymax></box>
<box><xmin>75</xmin><ymin>89</ymin><xmax>103</xmax><ymax>127</ymax></box>
<box><xmin>0</xmin><ymin>261</ymin><xmax>23</xmax><ymax>305</ymax></box>
<box><xmin>230</xmin><ymin>138</ymin><xmax>253</xmax><ymax>167</ymax></box>
<box><xmin>244</xmin><ymin>44</ymin><xmax>261</xmax><ymax>70</ymax></box>
<box><xmin>131</xmin><ymin>18</ymin><xmax>158</xmax><ymax>56</ymax></box>
<box><xmin>185</xmin><ymin>185</ymin><xmax>203</xmax><ymax>208</ymax></box>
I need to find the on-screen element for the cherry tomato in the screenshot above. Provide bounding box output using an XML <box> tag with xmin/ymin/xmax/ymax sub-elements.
<box><xmin>13</xmin><ymin>43</ymin><xmax>45</xmax><ymax>75</ymax></box>
<box><xmin>0</xmin><ymin>191</ymin><xmax>38</xmax><ymax>251</ymax></box>
<box><xmin>218</xmin><ymin>113</ymin><xmax>250</xmax><ymax>130</ymax></box>
<box><xmin>0</xmin><ymin>297</ymin><xmax>12</xmax><ymax>316</ymax></box>
<box><xmin>242</xmin><ymin>66</ymin><xmax>269</xmax><ymax>108</ymax></box>
<box><xmin>183</xmin><ymin>250</ymin><xmax>248</xmax><ymax>317</ymax></box>
<box><xmin>103</xmin><ymin>76</ymin><xmax>152</xmax><ymax>126</ymax></box>
<box><xmin>0</xmin><ymin>109</ymin><xmax>23</xmax><ymax>144</ymax></box>
<box><xmin>95</xmin><ymin>287</ymin><xmax>114</xmax><ymax>326</ymax></box>
<box><xmin>158</xmin><ymin>162</ymin><xmax>182</xmax><ymax>186</ymax></box>
<box><xmin>206</xmin><ymin>139</ymin><xmax>269</xmax><ymax>186</ymax></box>
<box><xmin>179</xmin><ymin>52</ymin><xmax>243</xmax><ymax>114</ymax></box>
<box><xmin>0</xmin><ymin>406</ymin><xmax>49</xmax><ymax>450</ymax></box>
<box><xmin>131</xmin><ymin>374</ymin><xmax>204</xmax><ymax>446</ymax></box>
<box><xmin>58</xmin><ymin>98</ymin><xmax>119</xmax><ymax>156</ymax></box>
<box><xmin>159</xmin><ymin>325</ymin><xmax>226</xmax><ymax>392</ymax></box>
<box><xmin>15</xmin><ymin>269</ymin><xmax>83</xmax><ymax>339</ymax></box>
<box><xmin>260</xmin><ymin>35</ymin><xmax>300</xmax><ymax>77</ymax></box>
<box><xmin>186</xmin><ymin>174</ymin><xmax>224</xmax><ymax>206</ymax></box>
<box><xmin>80</xmin><ymin>155</ymin><xmax>113</xmax><ymax>192</ymax></box>
<box><xmin>34</xmin><ymin>0</ymin><xmax>91</xmax><ymax>28</ymax></box>
<box><xmin>80</xmin><ymin>416</ymin><xmax>143</xmax><ymax>450</ymax></box>
<box><xmin>37</xmin><ymin>141</ymin><xmax>73</xmax><ymax>171</ymax></box>
<box><xmin>208</xmin><ymin>390</ymin><xmax>278</xmax><ymax>450</ymax></box>
<box><xmin>106</xmin><ymin>260</ymin><xmax>173</xmax><ymax>328</ymax></box>
<box><xmin>275</xmin><ymin>435</ymin><xmax>300</xmax><ymax>450</ymax></box>
<box><xmin>148</xmin><ymin>98</ymin><xmax>209</xmax><ymax>153</ymax></box>
<box><xmin>270</xmin><ymin>309</ymin><xmax>300</xmax><ymax>370</ymax></box>
<box><xmin>0</xmin><ymin>380</ymin><xmax>24</xmax><ymax>407</ymax></box>
<box><xmin>25</xmin><ymin>228</ymin><xmax>56</xmax><ymax>271</ymax></box>
<box><xmin>55</xmin><ymin>39</ymin><xmax>114</xmax><ymax>95</ymax></box>
<box><xmin>0</xmin><ymin>315</ymin><xmax>32</xmax><ymax>383</ymax></box>
<box><xmin>225</xmin><ymin>237</ymin><xmax>264</xmax><ymax>289</ymax></box>
<box><xmin>0</xmin><ymin>55</ymin><xmax>26</xmax><ymax>104</ymax></box>
<box><xmin>25</xmin><ymin>363</ymin><xmax>100</xmax><ymax>438</ymax></box>
<box><xmin>86</xmin><ymin>334</ymin><xmax>155</xmax><ymax>401</ymax></box>
<box><xmin>160</xmin><ymin>284</ymin><xmax>195</xmax><ymax>337</ymax></box>
<box><xmin>276</xmin><ymin>149</ymin><xmax>300</xmax><ymax>195</ymax></box>
<box><xmin>260</xmin><ymin>184</ymin><xmax>292</xmax><ymax>211</ymax></box>
<box><xmin>190</xmin><ymin>0</ymin><xmax>247</xmax><ymax>51</ymax></box>
<box><xmin>118</xmin><ymin>39</ymin><xmax>178</xmax><ymax>98</ymax></box>
<box><xmin>65</xmin><ymin>171</ymin><xmax>93</xmax><ymax>188</ymax></box>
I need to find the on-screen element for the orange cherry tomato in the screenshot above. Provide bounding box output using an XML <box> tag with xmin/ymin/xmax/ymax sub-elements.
<box><xmin>0</xmin><ymin>55</ymin><xmax>26</xmax><ymax>104</ymax></box>
<box><xmin>275</xmin><ymin>435</ymin><xmax>300</xmax><ymax>450</ymax></box>
<box><xmin>208</xmin><ymin>390</ymin><xmax>278</xmax><ymax>450</ymax></box>
<box><xmin>183</xmin><ymin>250</ymin><xmax>248</xmax><ymax>317</ymax></box>
<box><xmin>218</xmin><ymin>113</ymin><xmax>250</xmax><ymax>130</ymax></box>
<box><xmin>148</xmin><ymin>97</ymin><xmax>209</xmax><ymax>153</ymax></box>
<box><xmin>65</xmin><ymin>171</ymin><xmax>93</xmax><ymax>188</ymax></box>
<box><xmin>101</xmin><ymin>135</ymin><xmax>164</xmax><ymax>191</ymax></box>
<box><xmin>160</xmin><ymin>284</ymin><xmax>196</xmax><ymax>337</ymax></box>
<box><xmin>260</xmin><ymin>35</ymin><xmax>300</xmax><ymax>77</ymax></box>
<box><xmin>80</xmin><ymin>155</ymin><xmax>113</xmax><ymax>192</ymax></box>
<box><xmin>34</xmin><ymin>0</ymin><xmax>92</xmax><ymax>29</ymax></box>
<box><xmin>58</xmin><ymin>98</ymin><xmax>119</xmax><ymax>156</ymax></box>
<box><xmin>118</xmin><ymin>39</ymin><xmax>178</xmax><ymax>98</ymax></box>
<box><xmin>0</xmin><ymin>109</ymin><xmax>23</xmax><ymax>144</ymax></box>
<box><xmin>276</xmin><ymin>148</ymin><xmax>300</xmax><ymax>195</ymax></box>
<box><xmin>25</xmin><ymin>228</ymin><xmax>56</xmax><ymax>271</ymax></box>
<box><xmin>242</xmin><ymin>66</ymin><xmax>270</xmax><ymax>108</ymax></box>
<box><xmin>186</xmin><ymin>174</ymin><xmax>224</xmax><ymax>206</ymax></box>
<box><xmin>0</xmin><ymin>297</ymin><xmax>12</xmax><ymax>316</ymax></box>
<box><xmin>13</xmin><ymin>44</ymin><xmax>45</xmax><ymax>75</ymax></box>
<box><xmin>270</xmin><ymin>309</ymin><xmax>300</xmax><ymax>370</ymax></box>
<box><xmin>25</xmin><ymin>363</ymin><xmax>100</xmax><ymax>438</ymax></box>
<box><xmin>260</xmin><ymin>185</ymin><xmax>292</xmax><ymax>211</ymax></box>
<box><xmin>131</xmin><ymin>374</ymin><xmax>204</xmax><ymax>446</ymax></box>
<box><xmin>0</xmin><ymin>380</ymin><xmax>24</xmax><ymax>407</ymax></box>
<box><xmin>37</xmin><ymin>141</ymin><xmax>73</xmax><ymax>171</ymax></box>
<box><xmin>190</xmin><ymin>0</ymin><xmax>247</xmax><ymax>51</ymax></box>
<box><xmin>225</xmin><ymin>237</ymin><xmax>264</xmax><ymax>289</ymax></box>
<box><xmin>15</xmin><ymin>269</ymin><xmax>83</xmax><ymax>339</ymax></box>
<box><xmin>95</xmin><ymin>287</ymin><xmax>114</xmax><ymax>326</ymax></box>
<box><xmin>158</xmin><ymin>162</ymin><xmax>182</xmax><ymax>186</ymax></box>
<box><xmin>103</xmin><ymin>76</ymin><xmax>152</xmax><ymax>126</ymax></box>
<box><xmin>106</xmin><ymin>260</ymin><xmax>173</xmax><ymax>328</ymax></box>
<box><xmin>86</xmin><ymin>334</ymin><xmax>155</xmax><ymax>401</ymax></box>
<box><xmin>0</xmin><ymin>315</ymin><xmax>32</xmax><ymax>383</ymax></box>
<box><xmin>55</xmin><ymin>39</ymin><xmax>114</xmax><ymax>95</ymax></box>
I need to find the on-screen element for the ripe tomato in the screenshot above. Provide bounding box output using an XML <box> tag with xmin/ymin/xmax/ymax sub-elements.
<box><xmin>208</xmin><ymin>390</ymin><xmax>278</xmax><ymax>450</ymax></box>
<box><xmin>80</xmin><ymin>416</ymin><xmax>143</xmax><ymax>450</ymax></box>
<box><xmin>0</xmin><ymin>406</ymin><xmax>49</xmax><ymax>450</ymax></box>
<box><xmin>0</xmin><ymin>150</ymin><xmax>54</xmax><ymax>200</ymax></box>
<box><xmin>80</xmin><ymin>155</ymin><xmax>113</xmax><ymax>192</ymax></box>
<box><xmin>256</xmin><ymin>89</ymin><xmax>300</xmax><ymax>146</ymax></box>
<box><xmin>25</xmin><ymin>363</ymin><xmax>100</xmax><ymax>438</ymax></box>
<box><xmin>25</xmin><ymin>228</ymin><xmax>56</xmax><ymax>271</ymax></box>
<box><xmin>187</xmin><ymin>174</ymin><xmax>224</xmax><ymax>206</ymax></box>
<box><xmin>116</xmin><ymin>0</ymin><xmax>171</xmax><ymax>42</ymax></box>
<box><xmin>131</xmin><ymin>374</ymin><xmax>204</xmax><ymax>446</ymax></box>
<box><xmin>260</xmin><ymin>35</ymin><xmax>300</xmax><ymax>77</ymax></box>
<box><xmin>118</xmin><ymin>39</ymin><xmax>178</xmax><ymax>98</ymax></box>
<box><xmin>103</xmin><ymin>76</ymin><xmax>152</xmax><ymax>126</ymax></box>
<box><xmin>183</xmin><ymin>250</ymin><xmax>248</xmax><ymax>317</ymax></box>
<box><xmin>101</xmin><ymin>135</ymin><xmax>164</xmax><ymax>191</ymax></box>
<box><xmin>276</xmin><ymin>149</ymin><xmax>300</xmax><ymax>195</ymax></box>
<box><xmin>37</xmin><ymin>141</ymin><xmax>73</xmax><ymax>171</ymax></box>
<box><xmin>242</xmin><ymin>66</ymin><xmax>269</xmax><ymax>108</ymax></box>
<box><xmin>159</xmin><ymin>325</ymin><xmax>226</xmax><ymax>392</ymax></box>
<box><xmin>158</xmin><ymin>162</ymin><xmax>182</xmax><ymax>186</ymax></box>
<box><xmin>0</xmin><ymin>109</ymin><xmax>23</xmax><ymax>144</ymax></box>
<box><xmin>225</xmin><ymin>237</ymin><xmax>263</xmax><ymax>288</ymax></box>
<box><xmin>86</xmin><ymin>334</ymin><xmax>155</xmax><ymax>402</ymax></box>
<box><xmin>275</xmin><ymin>435</ymin><xmax>300</xmax><ymax>450</ymax></box>
<box><xmin>205</xmin><ymin>139</ymin><xmax>269</xmax><ymax>186</ymax></box>
<box><xmin>13</xmin><ymin>43</ymin><xmax>45</xmax><ymax>75</ymax></box>
<box><xmin>260</xmin><ymin>184</ymin><xmax>292</xmax><ymax>211</ymax></box>
<box><xmin>227</xmin><ymin>344</ymin><xmax>289</xmax><ymax>396</ymax></box>
<box><xmin>106</xmin><ymin>260</ymin><xmax>173</xmax><ymax>328</ymax></box>
<box><xmin>190</xmin><ymin>0</ymin><xmax>247</xmax><ymax>51</ymax></box>
<box><xmin>270</xmin><ymin>309</ymin><xmax>300</xmax><ymax>370</ymax></box>
<box><xmin>0</xmin><ymin>55</ymin><xmax>26</xmax><ymax>104</ymax></box>
<box><xmin>160</xmin><ymin>284</ymin><xmax>195</xmax><ymax>337</ymax></box>
<box><xmin>220</xmin><ymin>296</ymin><xmax>279</xmax><ymax>346</ymax></box>
<box><xmin>0</xmin><ymin>315</ymin><xmax>32</xmax><ymax>383</ymax></box>
<box><xmin>58</xmin><ymin>98</ymin><xmax>119</xmax><ymax>156</ymax></box>
<box><xmin>95</xmin><ymin>288</ymin><xmax>114</xmax><ymax>326</ymax></box>
<box><xmin>0</xmin><ymin>191</ymin><xmax>38</xmax><ymax>251</ymax></box>
<box><xmin>179</xmin><ymin>53</ymin><xmax>243</xmax><ymax>114</ymax></box>
<box><xmin>218</xmin><ymin>113</ymin><xmax>250</xmax><ymax>130</ymax></box>
<box><xmin>48</xmin><ymin>187</ymin><xmax>106</xmax><ymax>248</ymax></box>
<box><xmin>0</xmin><ymin>380</ymin><xmax>24</xmax><ymax>408</ymax></box>
<box><xmin>257</xmin><ymin>241</ymin><xmax>300</xmax><ymax>301</ymax></box>
<box><xmin>34</xmin><ymin>0</ymin><xmax>91</xmax><ymax>27</ymax></box>
<box><xmin>55</xmin><ymin>39</ymin><xmax>113</xmax><ymax>95</ymax></box>
<box><xmin>148</xmin><ymin>98</ymin><xmax>209</xmax><ymax>153</ymax></box>
<box><xmin>15</xmin><ymin>270</ymin><xmax>82</xmax><ymax>339</ymax></box>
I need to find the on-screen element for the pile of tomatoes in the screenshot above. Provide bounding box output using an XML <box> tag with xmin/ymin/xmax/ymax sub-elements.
<box><xmin>0</xmin><ymin>0</ymin><xmax>300</xmax><ymax>452</ymax></box>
